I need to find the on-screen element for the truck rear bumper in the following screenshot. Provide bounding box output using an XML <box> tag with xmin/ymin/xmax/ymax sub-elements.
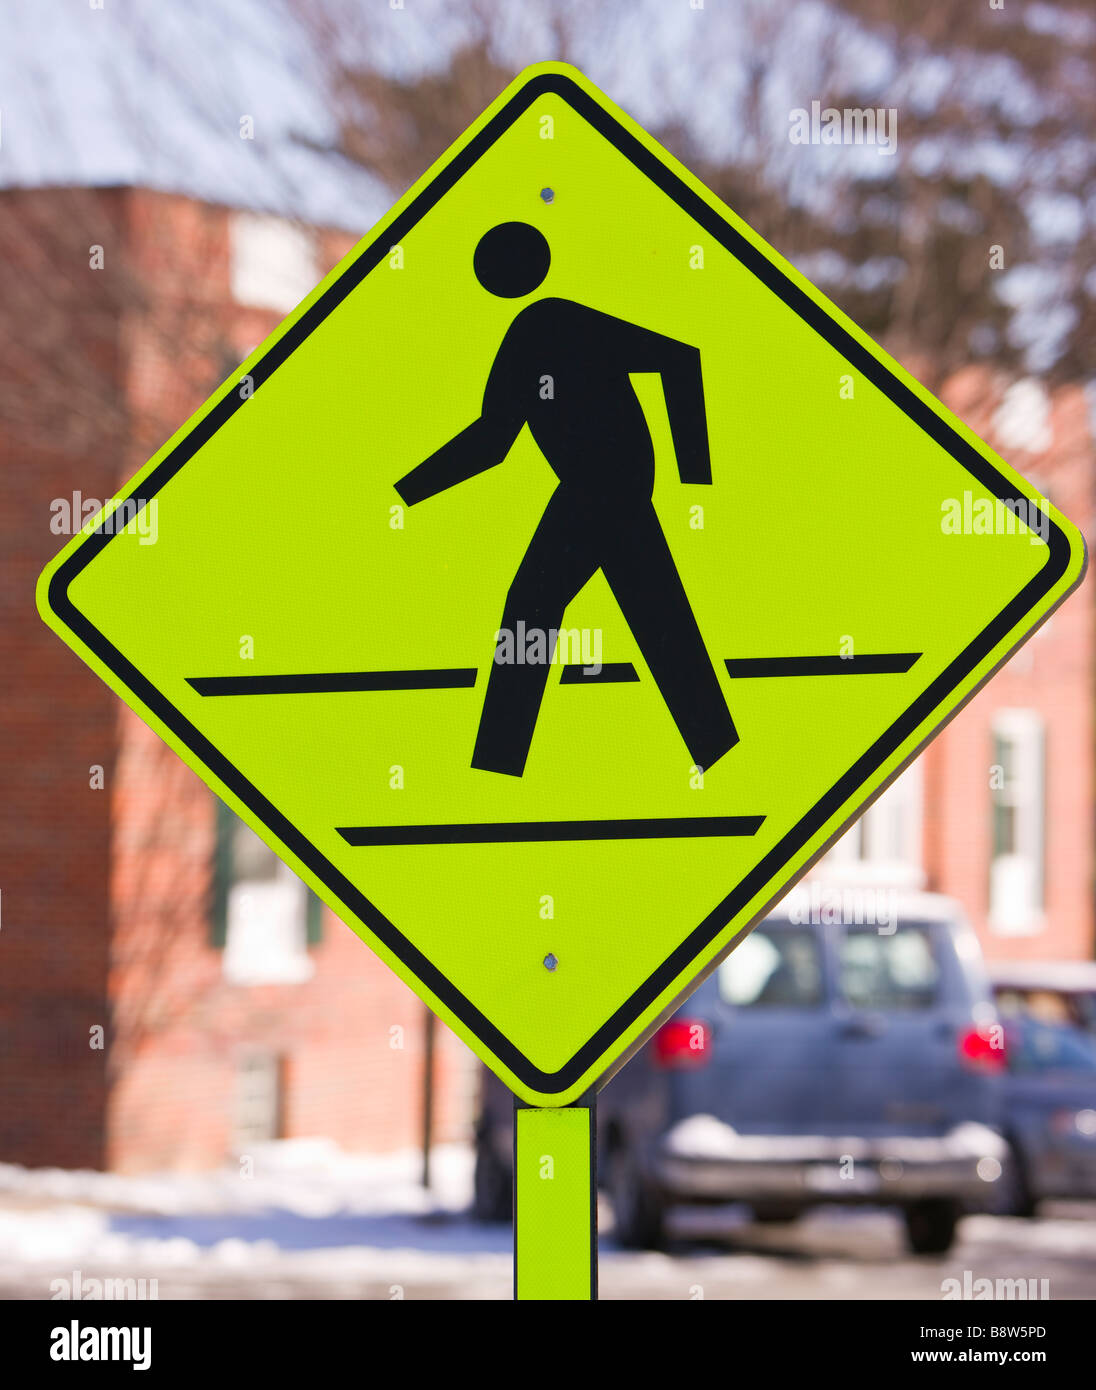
<box><xmin>651</xmin><ymin>1116</ymin><xmax>1008</xmax><ymax>1205</ymax></box>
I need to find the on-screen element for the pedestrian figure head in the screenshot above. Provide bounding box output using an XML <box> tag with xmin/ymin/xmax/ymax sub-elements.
<box><xmin>473</xmin><ymin>222</ymin><xmax>550</xmax><ymax>298</ymax></box>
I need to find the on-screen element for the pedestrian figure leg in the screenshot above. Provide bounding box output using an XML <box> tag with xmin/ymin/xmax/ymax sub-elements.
<box><xmin>600</xmin><ymin>502</ymin><xmax>738</xmax><ymax>770</ymax></box>
<box><xmin>472</xmin><ymin>493</ymin><xmax>598</xmax><ymax>777</ymax></box>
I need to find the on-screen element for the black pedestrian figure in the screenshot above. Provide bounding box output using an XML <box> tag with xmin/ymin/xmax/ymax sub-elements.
<box><xmin>395</xmin><ymin>221</ymin><xmax>738</xmax><ymax>778</ymax></box>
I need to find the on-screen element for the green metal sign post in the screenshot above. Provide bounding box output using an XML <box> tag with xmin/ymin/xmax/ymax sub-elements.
<box><xmin>514</xmin><ymin>1101</ymin><xmax>597</xmax><ymax>1301</ymax></box>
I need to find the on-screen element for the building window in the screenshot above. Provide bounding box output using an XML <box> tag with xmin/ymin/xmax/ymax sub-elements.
<box><xmin>990</xmin><ymin>710</ymin><xmax>1045</xmax><ymax>935</ymax></box>
<box><xmin>211</xmin><ymin>800</ymin><xmax>322</xmax><ymax>983</ymax></box>
<box><xmin>229</xmin><ymin>212</ymin><xmax>317</xmax><ymax>314</ymax></box>
<box><xmin>230</xmin><ymin>1050</ymin><xmax>284</xmax><ymax>1151</ymax></box>
<box><xmin>992</xmin><ymin>378</ymin><xmax>1052</xmax><ymax>455</ymax></box>
<box><xmin>816</xmin><ymin>761</ymin><xmax>924</xmax><ymax>887</ymax></box>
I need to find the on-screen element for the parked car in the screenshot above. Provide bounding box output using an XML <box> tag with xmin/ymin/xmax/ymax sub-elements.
<box><xmin>989</xmin><ymin>1012</ymin><xmax>1096</xmax><ymax>1215</ymax></box>
<box><xmin>990</xmin><ymin>961</ymin><xmax>1096</xmax><ymax>1037</ymax></box>
<box><xmin>474</xmin><ymin>889</ymin><xmax>1008</xmax><ymax>1255</ymax></box>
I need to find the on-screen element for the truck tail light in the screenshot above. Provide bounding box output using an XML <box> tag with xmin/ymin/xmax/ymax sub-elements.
<box><xmin>653</xmin><ymin>1019</ymin><xmax>712</xmax><ymax>1069</ymax></box>
<box><xmin>959</xmin><ymin>1025</ymin><xmax>1007</xmax><ymax>1072</ymax></box>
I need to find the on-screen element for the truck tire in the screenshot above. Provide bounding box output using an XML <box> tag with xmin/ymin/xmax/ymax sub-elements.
<box><xmin>904</xmin><ymin>1199</ymin><xmax>961</xmax><ymax>1255</ymax></box>
<box><xmin>472</xmin><ymin>1133</ymin><xmax>512</xmax><ymax>1223</ymax></box>
<box><xmin>997</xmin><ymin>1142</ymin><xmax>1038</xmax><ymax>1219</ymax></box>
<box><xmin>610</xmin><ymin>1144</ymin><xmax>667</xmax><ymax>1250</ymax></box>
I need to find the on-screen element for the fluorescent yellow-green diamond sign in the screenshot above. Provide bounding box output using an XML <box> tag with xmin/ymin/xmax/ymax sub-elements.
<box><xmin>38</xmin><ymin>63</ymin><xmax>1086</xmax><ymax>1106</ymax></box>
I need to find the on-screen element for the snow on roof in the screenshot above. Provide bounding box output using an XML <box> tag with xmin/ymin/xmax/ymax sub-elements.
<box><xmin>0</xmin><ymin>0</ymin><xmax>390</xmax><ymax>232</ymax></box>
<box><xmin>0</xmin><ymin>0</ymin><xmax>912</xmax><ymax>226</ymax></box>
<box><xmin>1</xmin><ymin>0</ymin><xmax>1087</xmax><ymax>375</ymax></box>
<box><xmin>988</xmin><ymin>960</ymin><xmax>1096</xmax><ymax>991</ymax></box>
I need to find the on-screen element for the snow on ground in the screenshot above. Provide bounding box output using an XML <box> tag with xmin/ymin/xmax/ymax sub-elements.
<box><xmin>0</xmin><ymin>1138</ymin><xmax>474</xmax><ymax>1219</ymax></box>
<box><xmin>1</xmin><ymin>1141</ymin><xmax>1093</xmax><ymax>1299</ymax></box>
<box><xmin>0</xmin><ymin>1141</ymin><xmax>515</xmax><ymax>1297</ymax></box>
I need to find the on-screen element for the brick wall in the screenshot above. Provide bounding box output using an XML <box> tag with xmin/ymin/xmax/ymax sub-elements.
<box><xmin>0</xmin><ymin>187</ymin><xmax>476</xmax><ymax>1173</ymax></box>
<box><xmin>103</xmin><ymin>193</ymin><xmax>476</xmax><ymax>1171</ymax></box>
<box><xmin>0</xmin><ymin>188</ymin><xmax>130</xmax><ymax>1168</ymax></box>
<box><xmin>106</xmin><ymin>714</ymin><xmax>477</xmax><ymax>1172</ymax></box>
<box><xmin>924</xmin><ymin>370</ymin><xmax>1095</xmax><ymax>962</ymax></box>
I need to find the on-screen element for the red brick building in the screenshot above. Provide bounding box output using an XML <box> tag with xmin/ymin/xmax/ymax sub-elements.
<box><xmin>0</xmin><ymin>188</ymin><xmax>478</xmax><ymax>1173</ymax></box>
<box><xmin>1</xmin><ymin>187</ymin><xmax>1092</xmax><ymax>1173</ymax></box>
<box><xmin>928</xmin><ymin>373</ymin><xmax>1094</xmax><ymax>959</ymax></box>
<box><xmin>811</xmin><ymin>369</ymin><xmax>1095</xmax><ymax>963</ymax></box>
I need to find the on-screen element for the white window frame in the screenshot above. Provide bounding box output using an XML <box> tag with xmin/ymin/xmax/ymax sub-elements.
<box><xmin>229</xmin><ymin>212</ymin><xmax>318</xmax><ymax>314</ymax></box>
<box><xmin>989</xmin><ymin>708</ymin><xmax>1046</xmax><ymax>936</ymax></box>
<box><xmin>222</xmin><ymin>821</ymin><xmax>315</xmax><ymax>986</ymax></box>
<box><xmin>815</xmin><ymin>760</ymin><xmax>924</xmax><ymax>888</ymax></box>
<box><xmin>230</xmin><ymin>1049</ymin><xmax>283</xmax><ymax>1151</ymax></box>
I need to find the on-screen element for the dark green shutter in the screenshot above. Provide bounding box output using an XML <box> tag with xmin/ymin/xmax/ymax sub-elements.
<box><xmin>210</xmin><ymin>797</ymin><xmax>233</xmax><ymax>948</ymax></box>
<box><xmin>212</xmin><ymin>792</ymin><xmax>323</xmax><ymax>947</ymax></box>
<box><xmin>1033</xmin><ymin>722</ymin><xmax>1046</xmax><ymax>914</ymax></box>
<box><xmin>990</xmin><ymin>731</ymin><xmax>1008</xmax><ymax>859</ymax></box>
<box><xmin>306</xmin><ymin>888</ymin><xmax>324</xmax><ymax>946</ymax></box>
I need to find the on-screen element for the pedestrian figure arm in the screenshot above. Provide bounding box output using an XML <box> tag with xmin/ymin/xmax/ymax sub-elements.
<box><xmin>658</xmin><ymin>340</ymin><xmax>712</xmax><ymax>485</ymax></box>
<box><xmin>609</xmin><ymin>315</ymin><xmax>713</xmax><ymax>484</ymax></box>
<box><xmin>395</xmin><ymin>416</ymin><xmax>515</xmax><ymax>505</ymax></box>
<box><xmin>395</xmin><ymin>335</ymin><xmax>526</xmax><ymax>506</ymax></box>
